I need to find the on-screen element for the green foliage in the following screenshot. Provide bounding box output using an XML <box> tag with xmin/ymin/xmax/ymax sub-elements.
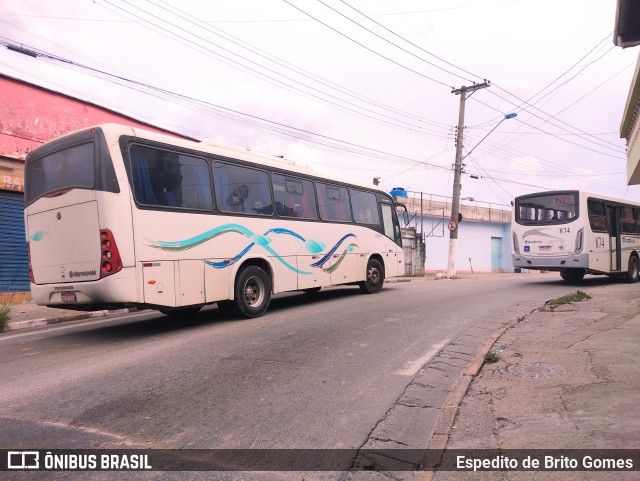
<box><xmin>547</xmin><ymin>291</ymin><xmax>591</xmax><ymax>311</ymax></box>
<box><xmin>484</xmin><ymin>351</ymin><xmax>500</xmax><ymax>363</ymax></box>
<box><xmin>0</xmin><ymin>303</ymin><xmax>11</xmax><ymax>331</ymax></box>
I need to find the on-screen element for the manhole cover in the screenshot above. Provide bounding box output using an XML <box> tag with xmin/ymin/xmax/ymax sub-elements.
<box><xmin>507</xmin><ymin>362</ymin><xmax>566</xmax><ymax>379</ymax></box>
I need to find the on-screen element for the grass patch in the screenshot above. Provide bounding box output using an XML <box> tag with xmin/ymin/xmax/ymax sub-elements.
<box><xmin>0</xmin><ymin>303</ymin><xmax>11</xmax><ymax>331</ymax></box>
<box><xmin>484</xmin><ymin>351</ymin><xmax>501</xmax><ymax>363</ymax></box>
<box><xmin>546</xmin><ymin>291</ymin><xmax>591</xmax><ymax>311</ymax></box>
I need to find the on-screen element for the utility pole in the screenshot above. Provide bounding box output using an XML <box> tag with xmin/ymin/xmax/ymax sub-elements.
<box><xmin>447</xmin><ymin>82</ymin><xmax>490</xmax><ymax>278</ymax></box>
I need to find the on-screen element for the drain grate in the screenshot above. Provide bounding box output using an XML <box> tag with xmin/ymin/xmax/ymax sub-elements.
<box><xmin>507</xmin><ymin>362</ymin><xmax>566</xmax><ymax>379</ymax></box>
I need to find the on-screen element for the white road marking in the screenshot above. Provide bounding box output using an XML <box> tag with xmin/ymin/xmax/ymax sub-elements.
<box><xmin>395</xmin><ymin>339</ymin><xmax>449</xmax><ymax>376</ymax></box>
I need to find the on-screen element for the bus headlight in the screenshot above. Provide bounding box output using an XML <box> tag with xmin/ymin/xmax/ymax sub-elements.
<box><xmin>512</xmin><ymin>232</ymin><xmax>520</xmax><ymax>254</ymax></box>
<box><xmin>575</xmin><ymin>228</ymin><xmax>584</xmax><ymax>254</ymax></box>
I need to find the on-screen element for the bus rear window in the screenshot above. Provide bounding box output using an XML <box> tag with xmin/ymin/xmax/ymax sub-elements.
<box><xmin>26</xmin><ymin>142</ymin><xmax>95</xmax><ymax>203</ymax></box>
<box><xmin>516</xmin><ymin>193</ymin><xmax>578</xmax><ymax>225</ymax></box>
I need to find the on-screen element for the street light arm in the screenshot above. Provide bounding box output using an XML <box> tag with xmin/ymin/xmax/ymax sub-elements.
<box><xmin>462</xmin><ymin>113</ymin><xmax>517</xmax><ymax>160</ymax></box>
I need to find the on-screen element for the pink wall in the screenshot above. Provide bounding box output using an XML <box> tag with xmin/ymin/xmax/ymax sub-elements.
<box><xmin>0</xmin><ymin>74</ymin><xmax>193</xmax><ymax>192</ymax></box>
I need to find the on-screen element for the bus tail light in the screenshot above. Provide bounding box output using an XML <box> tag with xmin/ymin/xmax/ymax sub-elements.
<box><xmin>575</xmin><ymin>228</ymin><xmax>584</xmax><ymax>254</ymax></box>
<box><xmin>512</xmin><ymin>232</ymin><xmax>520</xmax><ymax>254</ymax></box>
<box><xmin>100</xmin><ymin>229</ymin><xmax>123</xmax><ymax>278</ymax></box>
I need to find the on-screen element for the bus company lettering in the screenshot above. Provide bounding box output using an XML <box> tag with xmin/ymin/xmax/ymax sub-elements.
<box><xmin>69</xmin><ymin>270</ymin><xmax>97</xmax><ymax>278</ymax></box>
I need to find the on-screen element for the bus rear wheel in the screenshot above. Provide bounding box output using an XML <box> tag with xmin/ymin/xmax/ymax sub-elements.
<box><xmin>359</xmin><ymin>258</ymin><xmax>384</xmax><ymax>294</ymax></box>
<box><xmin>234</xmin><ymin>265</ymin><xmax>272</xmax><ymax>318</ymax></box>
<box><xmin>626</xmin><ymin>256</ymin><xmax>640</xmax><ymax>283</ymax></box>
<box><xmin>560</xmin><ymin>269</ymin><xmax>585</xmax><ymax>281</ymax></box>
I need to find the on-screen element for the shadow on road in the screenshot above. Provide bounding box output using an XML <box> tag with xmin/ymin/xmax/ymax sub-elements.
<box><xmin>518</xmin><ymin>273</ymin><xmax>628</xmax><ymax>288</ymax></box>
<box><xmin>56</xmin><ymin>284</ymin><xmax>397</xmax><ymax>342</ymax></box>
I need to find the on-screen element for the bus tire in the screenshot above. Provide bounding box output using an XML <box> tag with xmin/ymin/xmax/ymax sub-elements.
<box><xmin>234</xmin><ymin>265</ymin><xmax>272</xmax><ymax>318</ymax></box>
<box><xmin>560</xmin><ymin>269</ymin><xmax>584</xmax><ymax>281</ymax></box>
<box><xmin>626</xmin><ymin>256</ymin><xmax>640</xmax><ymax>283</ymax></box>
<box><xmin>359</xmin><ymin>258</ymin><xmax>384</xmax><ymax>294</ymax></box>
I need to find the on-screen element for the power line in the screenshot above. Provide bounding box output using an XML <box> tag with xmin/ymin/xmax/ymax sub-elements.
<box><xmin>149</xmin><ymin>0</ymin><xmax>451</xmax><ymax>129</ymax></box>
<box><xmin>317</xmin><ymin>0</ymin><xmax>478</xmax><ymax>84</ymax></box>
<box><xmin>283</xmin><ymin>1</ymin><xmax>627</xmax><ymax>162</ymax></box>
<box><xmin>469</xmin><ymin>96</ymin><xmax>626</xmax><ymax>159</ymax></box>
<box><xmin>2</xmin><ymin>38</ymin><xmax>460</xmax><ymax>174</ymax></box>
<box><xmin>337</xmin><ymin>0</ymin><xmax>485</xmax><ymax>84</ymax></box>
<box><xmin>280</xmin><ymin>0</ymin><xmax>454</xmax><ymax>88</ymax></box>
<box><xmin>97</xmin><ymin>0</ymin><xmax>453</xmax><ymax>138</ymax></box>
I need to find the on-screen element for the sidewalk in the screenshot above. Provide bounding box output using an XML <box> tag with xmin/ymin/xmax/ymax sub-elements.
<box><xmin>2</xmin><ymin>301</ymin><xmax>136</xmax><ymax>331</ymax></box>
<box><xmin>426</xmin><ymin>281</ymin><xmax>640</xmax><ymax>480</ymax></box>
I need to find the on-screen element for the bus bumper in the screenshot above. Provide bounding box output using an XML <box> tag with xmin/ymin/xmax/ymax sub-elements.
<box><xmin>512</xmin><ymin>253</ymin><xmax>589</xmax><ymax>270</ymax></box>
<box><xmin>30</xmin><ymin>267</ymin><xmax>138</xmax><ymax>307</ymax></box>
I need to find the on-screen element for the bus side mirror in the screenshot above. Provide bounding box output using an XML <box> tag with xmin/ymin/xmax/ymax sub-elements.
<box><xmin>395</xmin><ymin>203</ymin><xmax>409</xmax><ymax>226</ymax></box>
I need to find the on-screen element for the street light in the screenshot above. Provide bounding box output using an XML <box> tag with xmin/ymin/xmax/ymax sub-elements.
<box><xmin>446</xmin><ymin>112</ymin><xmax>517</xmax><ymax>278</ymax></box>
<box><xmin>461</xmin><ymin>112</ymin><xmax>518</xmax><ymax>162</ymax></box>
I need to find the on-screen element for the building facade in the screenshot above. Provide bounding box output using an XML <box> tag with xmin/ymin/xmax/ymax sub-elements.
<box><xmin>397</xmin><ymin>192</ymin><xmax>513</xmax><ymax>273</ymax></box>
<box><xmin>0</xmin><ymin>74</ymin><xmax>192</xmax><ymax>293</ymax></box>
<box><xmin>616</xmin><ymin>0</ymin><xmax>640</xmax><ymax>184</ymax></box>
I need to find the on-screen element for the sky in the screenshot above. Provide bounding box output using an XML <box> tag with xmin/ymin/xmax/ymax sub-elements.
<box><xmin>0</xmin><ymin>0</ymin><xmax>638</xmax><ymax>208</ymax></box>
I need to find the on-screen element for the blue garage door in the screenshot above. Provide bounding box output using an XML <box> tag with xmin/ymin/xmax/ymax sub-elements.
<box><xmin>491</xmin><ymin>236</ymin><xmax>503</xmax><ymax>273</ymax></box>
<box><xmin>0</xmin><ymin>191</ymin><xmax>30</xmax><ymax>292</ymax></box>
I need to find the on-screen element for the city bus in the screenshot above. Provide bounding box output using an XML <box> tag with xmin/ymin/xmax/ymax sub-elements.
<box><xmin>24</xmin><ymin>124</ymin><xmax>406</xmax><ymax>318</ymax></box>
<box><xmin>511</xmin><ymin>190</ymin><xmax>640</xmax><ymax>282</ymax></box>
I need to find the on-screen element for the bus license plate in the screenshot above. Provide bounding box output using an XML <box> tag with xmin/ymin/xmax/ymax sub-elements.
<box><xmin>61</xmin><ymin>292</ymin><xmax>77</xmax><ymax>303</ymax></box>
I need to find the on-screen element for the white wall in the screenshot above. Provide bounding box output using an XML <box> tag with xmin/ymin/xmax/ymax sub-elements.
<box><xmin>417</xmin><ymin>216</ymin><xmax>512</xmax><ymax>272</ymax></box>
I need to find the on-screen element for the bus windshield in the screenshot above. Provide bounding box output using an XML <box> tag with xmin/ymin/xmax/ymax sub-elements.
<box><xmin>515</xmin><ymin>192</ymin><xmax>578</xmax><ymax>225</ymax></box>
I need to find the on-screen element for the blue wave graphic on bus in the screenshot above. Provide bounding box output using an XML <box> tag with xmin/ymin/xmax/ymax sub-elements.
<box><xmin>310</xmin><ymin>234</ymin><xmax>357</xmax><ymax>268</ymax></box>
<box><xmin>147</xmin><ymin>224</ymin><xmax>357</xmax><ymax>275</ymax></box>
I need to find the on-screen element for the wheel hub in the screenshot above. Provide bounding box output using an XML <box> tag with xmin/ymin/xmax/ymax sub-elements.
<box><xmin>244</xmin><ymin>277</ymin><xmax>264</xmax><ymax>307</ymax></box>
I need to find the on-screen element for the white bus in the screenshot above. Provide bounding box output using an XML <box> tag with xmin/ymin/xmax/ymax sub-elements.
<box><xmin>24</xmin><ymin>124</ymin><xmax>406</xmax><ymax>318</ymax></box>
<box><xmin>511</xmin><ymin>190</ymin><xmax>640</xmax><ymax>282</ymax></box>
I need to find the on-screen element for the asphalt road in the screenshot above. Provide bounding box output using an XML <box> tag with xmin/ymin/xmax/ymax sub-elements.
<box><xmin>0</xmin><ymin>274</ymin><xmax>611</xmax><ymax>477</ymax></box>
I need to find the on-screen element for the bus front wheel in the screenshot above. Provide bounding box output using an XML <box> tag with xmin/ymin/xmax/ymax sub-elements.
<box><xmin>359</xmin><ymin>258</ymin><xmax>384</xmax><ymax>294</ymax></box>
<box><xmin>626</xmin><ymin>256</ymin><xmax>640</xmax><ymax>283</ymax></box>
<box><xmin>234</xmin><ymin>265</ymin><xmax>272</xmax><ymax>318</ymax></box>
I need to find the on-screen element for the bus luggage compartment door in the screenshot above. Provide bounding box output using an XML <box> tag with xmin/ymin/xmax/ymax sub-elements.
<box><xmin>143</xmin><ymin>261</ymin><xmax>176</xmax><ymax>307</ymax></box>
<box><xmin>143</xmin><ymin>260</ymin><xmax>205</xmax><ymax>307</ymax></box>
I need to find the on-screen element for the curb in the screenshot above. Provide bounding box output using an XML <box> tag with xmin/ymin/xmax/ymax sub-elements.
<box><xmin>414</xmin><ymin>316</ymin><xmax>520</xmax><ymax>480</ymax></box>
<box><xmin>5</xmin><ymin>308</ymin><xmax>138</xmax><ymax>332</ymax></box>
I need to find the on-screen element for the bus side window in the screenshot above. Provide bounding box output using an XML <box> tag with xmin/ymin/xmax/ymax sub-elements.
<box><xmin>214</xmin><ymin>162</ymin><xmax>272</xmax><ymax>215</ymax></box>
<box><xmin>317</xmin><ymin>183</ymin><xmax>352</xmax><ymax>222</ymax></box>
<box><xmin>272</xmin><ymin>174</ymin><xmax>318</xmax><ymax>219</ymax></box>
<box><xmin>351</xmin><ymin>189</ymin><xmax>380</xmax><ymax>225</ymax></box>
<box><xmin>587</xmin><ymin>200</ymin><xmax>607</xmax><ymax>233</ymax></box>
<box><xmin>129</xmin><ymin>145</ymin><xmax>212</xmax><ymax>210</ymax></box>
<box><xmin>621</xmin><ymin>206</ymin><xmax>635</xmax><ymax>234</ymax></box>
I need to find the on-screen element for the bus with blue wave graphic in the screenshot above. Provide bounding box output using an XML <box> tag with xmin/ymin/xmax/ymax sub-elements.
<box><xmin>24</xmin><ymin>124</ymin><xmax>407</xmax><ymax>318</ymax></box>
